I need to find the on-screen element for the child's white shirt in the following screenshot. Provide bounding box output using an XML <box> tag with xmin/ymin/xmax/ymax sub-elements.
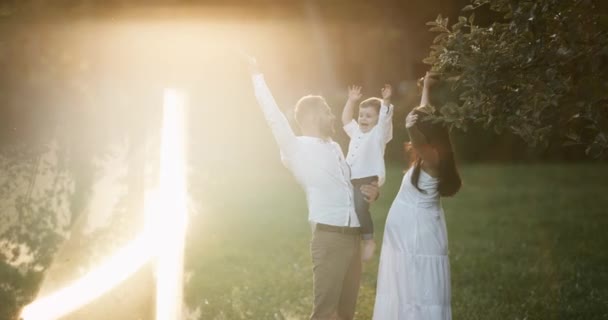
<box><xmin>344</xmin><ymin>102</ymin><xmax>394</xmax><ymax>186</ymax></box>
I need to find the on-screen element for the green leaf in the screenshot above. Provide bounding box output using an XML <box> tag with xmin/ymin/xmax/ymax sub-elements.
<box><xmin>452</xmin><ymin>22</ymin><xmax>464</xmax><ymax>32</ymax></box>
<box><xmin>422</xmin><ymin>56</ymin><xmax>437</xmax><ymax>65</ymax></box>
<box><xmin>565</xmin><ymin>132</ymin><xmax>580</xmax><ymax>141</ymax></box>
<box><xmin>423</xmin><ymin>0</ymin><xmax>608</xmax><ymax>158</ymax></box>
<box><xmin>430</xmin><ymin>26</ymin><xmax>446</xmax><ymax>32</ymax></box>
<box><xmin>433</xmin><ymin>33</ymin><xmax>449</xmax><ymax>44</ymax></box>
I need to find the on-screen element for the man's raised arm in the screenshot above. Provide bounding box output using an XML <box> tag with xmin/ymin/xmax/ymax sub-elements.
<box><xmin>250</xmin><ymin>67</ymin><xmax>298</xmax><ymax>157</ymax></box>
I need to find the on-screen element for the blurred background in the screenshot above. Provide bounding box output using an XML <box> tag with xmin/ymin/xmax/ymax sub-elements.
<box><xmin>1</xmin><ymin>0</ymin><xmax>584</xmax><ymax>165</ymax></box>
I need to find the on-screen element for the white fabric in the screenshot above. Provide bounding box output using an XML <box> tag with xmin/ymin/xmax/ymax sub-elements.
<box><xmin>251</xmin><ymin>74</ymin><xmax>359</xmax><ymax>227</ymax></box>
<box><xmin>373</xmin><ymin>167</ymin><xmax>451</xmax><ymax>320</ymax></box>
<box><xmin>344</xmin><ymin>103</ymin><xmax>393</xmax><ymax>185</ymax></box>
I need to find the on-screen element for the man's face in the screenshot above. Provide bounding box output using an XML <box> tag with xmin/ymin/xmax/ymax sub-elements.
<box><xmin>358</xmin><ymin>107</ymin><xmax>379</xmax><ymax>133</ymax></box>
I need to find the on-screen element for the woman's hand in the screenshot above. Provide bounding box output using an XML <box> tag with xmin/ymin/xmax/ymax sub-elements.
<box><xmin>405</xmin><ymin>111</ymin><xmax>418</xmax><ymax>129</ymax></box>
<box><xmin>422</xmin><ymin>71</ymin><xmax>441</xmax><ymax>90</ymax></box>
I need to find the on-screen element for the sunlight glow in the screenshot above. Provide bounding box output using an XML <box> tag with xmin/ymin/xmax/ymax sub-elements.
<box><xmin>21</xmin><ymin>89</ymin><xmax>189</xmax><ymax>320</ymax></box>
<box><xmin>19</xmin><ymin>234</ymin><xmax>154</xmax><ymax>320</ymax></box>
<box><xmin>155</xmin><ymin>88</ymin><xmax>188</xmax><ymax>320</ymax></box>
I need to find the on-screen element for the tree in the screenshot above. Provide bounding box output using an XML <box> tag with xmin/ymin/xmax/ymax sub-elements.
<box><xmin>424</xmin><ymin>0</ymin><xmax>608</xmax><ymax>158</ymax></box>
<box><xmin>0</xmin><ymin>142</ymin><xmax>74</xmax><ymax>319</ymax></box>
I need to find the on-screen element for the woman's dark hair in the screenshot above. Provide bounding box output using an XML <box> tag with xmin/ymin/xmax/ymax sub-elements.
<box><xmin>409</xmin><ymin>79</ymin><xmax>461</xmax><ymax>197</ymax></box>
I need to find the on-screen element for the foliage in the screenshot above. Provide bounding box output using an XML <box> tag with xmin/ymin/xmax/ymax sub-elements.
<box><xmin>424</xmin><ymin>0</ymin><xmax>608</xmax><ymax>158</ymax></box>
<box><xmin>0</xmin><ymin>143</ymin><xmax>74</xmax><ymax>319</ymax></box>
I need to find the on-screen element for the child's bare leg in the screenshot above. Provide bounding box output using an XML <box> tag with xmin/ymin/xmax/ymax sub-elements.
<box><xmin>361</xmin><ymin>236</ymin><xmax>376</xmax><ymax>261</ymax></box>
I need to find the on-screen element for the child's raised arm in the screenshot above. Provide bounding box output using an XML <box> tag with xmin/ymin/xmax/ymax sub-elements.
<box><xmin>381</xmin><ymin>84</ymin><xmax>392</xmax><ymax>106</ymax></box>
<box><xmin>341</xmin><ymin>85</ymin><xmax>362</xmax><ymax>126</ymax></box>
<box><xmin>378</xmin><ymin>84</ymin><xmax>394</xmax><ymax>143</ymax></box>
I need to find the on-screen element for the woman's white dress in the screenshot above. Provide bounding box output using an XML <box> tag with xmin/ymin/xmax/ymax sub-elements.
<box><xmin>373</xmin><ymin>167</ymin><xmax>451</xmax><ymax>320</ymax></box>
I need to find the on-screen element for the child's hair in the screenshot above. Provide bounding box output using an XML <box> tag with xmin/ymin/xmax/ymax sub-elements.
<box><xmin>358</xmin><ymin>97</ymin><xmax>382</xmax><ymax>114</ymax></box>
<box><xmin>294</xmin><ymin>95</ymin><xmax>328</xmax><ymax>125</ymax></box>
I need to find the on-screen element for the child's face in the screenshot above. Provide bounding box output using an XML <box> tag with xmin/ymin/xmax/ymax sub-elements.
<box><xmin>358</xmin><ymin>107</ymin><xmax>379</xmax><ymax>133</ymax></box>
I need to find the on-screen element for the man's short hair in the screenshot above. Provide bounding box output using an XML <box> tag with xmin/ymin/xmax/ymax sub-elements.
<box><xmin>359</xmin><ymin>97</ymin><xmax>382</xmax><ymax>114</ymax></box>
<box><xmin>294</xmin><ymin>95</ymin><xmax>328</xmax><ymax>125</ymax></box>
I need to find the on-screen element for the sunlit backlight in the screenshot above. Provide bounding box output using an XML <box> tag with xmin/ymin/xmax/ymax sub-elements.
<box><xmin>21</xmin><ymin>89</ymin><xmax>189</xmax><ymax>320</ymax></box>
<box><xmin>19</xmin><ymin>234</ymin><xmax>154</xmax><ymax>320</ymax></box>
<box><xmin>155</xmin><ymin>88</ymin><xmax>188</xmax><ymax>320</ymax></box>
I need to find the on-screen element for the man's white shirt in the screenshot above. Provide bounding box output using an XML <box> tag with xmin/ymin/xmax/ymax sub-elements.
<box><xmin>251</xmin><ymin>73</ymin><xmax>360</xmax><ymax>227</ymax></box>
<box><xmin>344</xmin><ymin>103</ymin><xmax>393</xmax><ymax>186</ymax></box>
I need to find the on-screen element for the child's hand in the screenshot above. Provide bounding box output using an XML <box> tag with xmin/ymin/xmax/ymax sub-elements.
<box><xmin>381</xmin><ymin>84</ymin><xmax>392</xmax><ymax>101</ymax></box>
<box><xmin>347</xmin><ymin>85</ymin><xmax>362</xmax><ymax>101</ymax></box>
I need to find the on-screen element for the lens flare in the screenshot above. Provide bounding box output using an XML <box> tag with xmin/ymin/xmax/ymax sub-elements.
<box><xmin>19</xmin><ymin>234</ymin><xmax>154</xmax><ymax>320</ymax></box>
<box><xmin>21</xmin><ymin>89</ymin><xmax>189</xmax><ymax>320</ymax></box>
<box><xmin>155</xmin><ymin>88</ymin><xmax>188</xmax><ymax>320</ymax></box>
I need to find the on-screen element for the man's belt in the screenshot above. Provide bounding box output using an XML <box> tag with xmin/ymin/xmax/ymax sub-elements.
<box><xmin>315</xmin><ymin>223</ymin><xmax>361</xmax><ymax>235</ymax></box>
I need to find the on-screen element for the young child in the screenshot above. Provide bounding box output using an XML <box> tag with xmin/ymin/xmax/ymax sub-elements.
<box><xmin>342</xmin><ymin>84</ymin><xmax>394</xmax><ymax>261</ymax></box>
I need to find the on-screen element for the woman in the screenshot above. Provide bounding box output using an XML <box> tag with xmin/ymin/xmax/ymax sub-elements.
<box><xmin>373</xmin><ymin>72</ymin><xmax>462</xmax><ymax>319</ymax></box>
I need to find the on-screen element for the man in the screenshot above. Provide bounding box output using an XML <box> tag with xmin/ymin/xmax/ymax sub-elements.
<box><xmin>246</xmin><ymin>55</ymin><xmax>379</xmax><ymax>320</ymax></box>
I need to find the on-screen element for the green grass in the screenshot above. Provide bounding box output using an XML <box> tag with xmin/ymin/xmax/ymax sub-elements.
<box><xmin>184</xmin><ymin>163</ymin><xmax>608</xmax><ymax>319</ymax></box>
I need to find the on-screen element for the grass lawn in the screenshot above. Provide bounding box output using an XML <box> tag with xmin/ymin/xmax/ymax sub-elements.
<box><xmin>185</xmin><ymin>163</ymin><xmax>608</xmax><ymax>319</ymax></box>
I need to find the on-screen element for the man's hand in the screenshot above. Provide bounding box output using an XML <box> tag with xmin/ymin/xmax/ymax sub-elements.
<box><xmin>360</xmin><ymin>182</ymin><xmax>380</xmax><ymax>204</ymax></box>
<box><xmin>381</xmin><ymin>84</ymin><xmax>392</xmax><ymax>102</ymax></box>
<box><xmin>236</xmin><ymin>49</ymin><xmax>260</xmax><ymax>74</ymax></box>
<box><xmin>347</xmin><ymin>85</ymin><xmax>362</xmax><ymax>102</ymax></box>
<box><xmin>246</xmin><ymin>55</ymin><xmax>260</xmax><ymax>74</ymax></box>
